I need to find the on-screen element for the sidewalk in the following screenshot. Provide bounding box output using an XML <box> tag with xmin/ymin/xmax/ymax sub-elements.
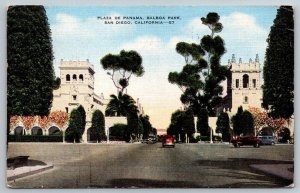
<box><xmin>7</xmin><ymin>163</ymin><xmax>53</xmax><ymax>181</ymax></box>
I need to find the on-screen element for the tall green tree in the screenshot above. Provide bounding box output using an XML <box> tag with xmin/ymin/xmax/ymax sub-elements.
<box><xmin>231</xmin><ymin>106</ymin><xmax>255</xmax><ymax>136</ymax></box>
<box><xmin>241</xmin><ymin>110</ymin><xmax>255</xmax><ymax>136</ymax></box>
<box><xmin>197</xmin><ymin>108</ymin><xmax>210</xmax><ymax>136</ymax></box>
<box><xmin>100</xmin><ymin>50</ymin><xmax>144</xmax><ymax>94</ymax></box>
<box><xmin>231</xmin><ymin>106</ymin><xmax>244</xmax><ymax>136</ymax></box>
<box><xmin>140</xmin><ymin>115</ymin><xmax>153</xmax><ymax>139</ymax></box>
<box><xmin>7</xmin><ymin>6</ymin><xmax>57</xmax><ymax>117</ymax></box>
<box><xmin>168</xmin><ymin>12</ymin><xmax>227</xmax><ymax>136</ymax></box>
<box><xmin>263</xmin><ymin>6</ymin><xmax>294</xmax><ymax>119</ymax></box>
<box><xmin>77</xmin><ymin>105</ymin><xmax>86</xmax><ymax>136</ymax></box>
<box><xmin>216</xmin><ymin>112</ymin><xmax>231</xmax><ymax>141</ymax></box>
<box><xmin>67</xmin><ymin>109</ymin><xmax>83</xmax><ymax>143</ymax></box>
<box><xmin>91</xmin><ymin>110</ymin><xmax>105</xmax><ymax>141</ymax></box>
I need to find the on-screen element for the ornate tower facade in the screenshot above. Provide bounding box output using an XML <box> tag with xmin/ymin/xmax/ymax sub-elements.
<box><xmin>225</xmin><ymin>54</ymin><xmax>263</xmax><ymax>114</ymax></box>
<box><xmin>52</xmin><ymin>59</ymin><xmax>104</xmax><ymax>121</ymax></box>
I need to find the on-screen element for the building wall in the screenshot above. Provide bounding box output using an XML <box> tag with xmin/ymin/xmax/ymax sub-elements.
<box><xmin>52</xmin><ymin>59</ymin><xmax>104</xmax><ymax>121</ymax></box>
<box><xmin>229</xmin><ymin>55</ymin><xmax>262</xmax><ymax>113</ymax></box>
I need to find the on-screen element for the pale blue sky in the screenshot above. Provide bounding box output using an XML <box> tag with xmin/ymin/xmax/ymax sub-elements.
<box><xmin>46</xmin><ymin>6</ymin><xmax>277</xmax><ymax>128</ymax></box>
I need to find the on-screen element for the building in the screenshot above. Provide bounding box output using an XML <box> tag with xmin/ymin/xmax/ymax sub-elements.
<box><xmin>215</xmin><ymin>54</ymin><xmax>294</xmax><ymax>137</ymax></box>
<box><xmin>220</xmin><ymin>54</ymin><xmax>263</xmax><ymax>114</ymax></box>
<box><xmin>52</xmin><ymin>59</ymin><xmax>105</xmax><ymax>119</ymax></box>
<box><xmin>51</xmin><ymin>59</ymin><xmax>144</xmax><ymax>142</ymax></box>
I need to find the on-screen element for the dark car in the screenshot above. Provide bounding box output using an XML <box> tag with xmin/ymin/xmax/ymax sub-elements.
<box><xmin>161</xmin><ymin>134</ymin><xmax>175</xmax><ymax>148</ymax></box>
<box><xmin>231</xmin><ymin>136</ymin><xmax>262</xmax><ymax>148</ymax></box>
<box><xmin>257</xmin><ymin>136</ymin><xmax>276</xmax><ymax>145</ymax></box>
<box><xmin>147</xmin><ymin>136</ymin><xmax>157</xmax><ymax>144</ymax></box>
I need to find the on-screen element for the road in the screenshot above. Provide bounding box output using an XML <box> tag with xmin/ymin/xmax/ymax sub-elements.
<box><xmin>7</xmin><ymin>142</ymin><xmax>294</xmax><ymax>188</ymax></box>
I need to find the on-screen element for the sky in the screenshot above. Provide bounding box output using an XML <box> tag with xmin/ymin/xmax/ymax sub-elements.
<box><xmin>46</xmin><ymin>6</ymin><xmax>277</xmax><ymax>129</ymax></box>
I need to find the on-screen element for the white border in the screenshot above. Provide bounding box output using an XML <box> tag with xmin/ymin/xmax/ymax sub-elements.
<box><xmin>0</xmin><ymin>1</ymin><xmax>298</xmax><ymax>193</ymax></box>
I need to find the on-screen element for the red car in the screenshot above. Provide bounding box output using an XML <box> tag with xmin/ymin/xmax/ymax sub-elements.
<box><xmin>161</xmin><ymin>134</ymin><xmax>175</xmax><ymax>148</ymax></box>
<box><xmin>231</xmin><ymin>136</ymin><xmax>262</xmax><ymax>148</ymax></box>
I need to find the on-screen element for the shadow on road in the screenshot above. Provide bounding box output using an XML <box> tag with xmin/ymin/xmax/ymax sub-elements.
<box><xmin>106</xmin><ymin>178</ymin><xmax>203</xmax><ymax>188</ymax></box>
<box><xmin>7</xmin><ymin>156</ymin><xmax>47</xmax><ymax>170</ymax></box>
<box><xmin>194</xmin><ymin>158</ymin><xmax>293</xmax><ymax>187</ymax></box>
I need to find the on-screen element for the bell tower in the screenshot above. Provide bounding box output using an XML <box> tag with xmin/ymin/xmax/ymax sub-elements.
<box><xmin>227</xmin><ymin>54</ymin><xmax>263</xmax><ymax>113</ymax></box>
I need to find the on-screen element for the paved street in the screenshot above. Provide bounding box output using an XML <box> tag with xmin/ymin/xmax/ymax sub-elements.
<box><xmin>7</xmin><ymin>143</ymin><xmax>293</xmax><ymax>188</ymax></box>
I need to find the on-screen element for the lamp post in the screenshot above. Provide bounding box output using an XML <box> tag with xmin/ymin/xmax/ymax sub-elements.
<box><xmin>210</xmin><ymin>127</ymin><xmax>213</xmax><ymax>144</ymax></box>
<box><xmin>106</xmin><ymin>127</ymin><xmax>110</xmax><ymax>143</ymax></box>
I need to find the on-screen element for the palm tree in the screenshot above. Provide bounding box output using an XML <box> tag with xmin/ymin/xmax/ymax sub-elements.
<box><xmin>105</xmin><ymin>92</ymin><xmax>138</xmax><ymax>117</ymax></box>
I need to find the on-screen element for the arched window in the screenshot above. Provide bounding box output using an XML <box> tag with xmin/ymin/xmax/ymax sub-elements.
<box><xmin>79</xmin><ymin>74</ymin><xmax>84</xmax><ymax>81</ymax></box>
<box><xmin>244</xmin><ymin>96</ymin><xmax>248</xmax><ymax>103</ymax></box>
<box><xmin>243</xmin><ymin>74</ymin><xmax>249</xmax><ymax>88</ymax></box>
<box><xmin>66</xmin><ymin>74</ymin><xmax>70</xmax><ymax>81</ymax></box>
<box><xmin>236</xmin><ymin>79</ymin><xmax>239</xmax><ymax>88</ymax></box>
<box><xmin>73</xmin><ymin>74</ymin><xmax>77</xmax><ymax>81</ymax></box>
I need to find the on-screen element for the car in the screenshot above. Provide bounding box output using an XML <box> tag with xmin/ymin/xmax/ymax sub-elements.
<box><xmin>257</xmin><ymin>136</ymin><xmax>276</xmax><ymax>145</ymax></box>
<box><xmin>161</xmin><ymin>134</ymin><xmax>175</xmax><ymax>148</ymax></box>
<box><xmin>147</xmin><ymin>136</ymin><xmax>157</xmax><ymax>144</ymax></box>
<box><xmin>231</xmin><ymin>136</ymin><xmax>262</xmax><ymax>148</ymax></box>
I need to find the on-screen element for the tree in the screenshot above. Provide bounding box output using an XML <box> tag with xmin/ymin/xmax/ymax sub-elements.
<box><xmin>67</xmin><ymin>109</ymin><xmax>83</xmax><ymax>143</ymax></box>
<box><xmin>197</xmin><ymin>108</ymin><xmax>209</xmax><ymax>136</ymax></box>
<box><xmin>110</xmin><ymin>124</ymin><xmax>128</xmax><ymax>141</ymax></box>
<box><xmin>167</xmin><ymin>109</ymin><xmax>195</xmax><ymax>142</ymax></box>
<box><xmin>100</xmin><ymin>50</ymin><xmax>144</xmax><ymax>94</ymax></box>
<box><xmin>216</xmin><ymin>112</ymin><xmax>231</xmax><ymax>141</ymax></box>
<box><xmin>105</xmin><ymin>92</ymin><xmax>138</xmax><ymax>117</ymax></box>
<box><xmin>127</xmin><ymin>112</ymin><xmax>143</xmax><ymax>141</ymax></box>
<box><xmin>140</xmin><ymin>115</ymin><xmax>153</xmax><ymax>139</ymax></box>
<box><xmin>91</xmin><ymin>110</ymin><xmax>105</xmax><ymax>141</ymax></box>
<box><xmin>232</xmin><ymin>107</ymin><xmax>255</xmax><ymax>136</ymax></box>
<box><xmin>7</xmin><ymin>6</ymin><xmax>56</xmax><ymax>117</ymax></box>
<box><xmin>248</xmin><ymin>106</ymin><xmax>288</xmax><ymax>135</ymax></box>
<box><xmin>168</xmin><ymin>12</ymin><xmax>227</xmax><ymax>135</ymax></box>
<box><xmin>263</xmin><ymin>6</ymin><xmax>294</xmax><ymax>119</ymax></box>
<box><xmin>231</xmin><ymin>106</ymin><xmax>244</xmax><ymax>136</ymax></box>
<box><xmin>241</xmin><ymin>110</ymin><xmax>254</xmax><ymax>136</ymax></box>
<box><xmin>77</xmin><ymin>105</ymin><xmax>86</xmax><ymax>136</ymax></box>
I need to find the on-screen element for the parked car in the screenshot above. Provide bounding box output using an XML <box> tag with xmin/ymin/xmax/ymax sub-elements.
<box><xmin>231</xmin><ymin>136</ymin><xmax>262</xmax><ymax>148</ymax></box>
<box><xmin>257</xmin><ymin>136</ymin><xmax>276</xmax><ymax>145</ymax></box>
<box><xmin>161</xmin><ymin>134</ymin><xmax>175</xmax><ymax>148</ymax></box>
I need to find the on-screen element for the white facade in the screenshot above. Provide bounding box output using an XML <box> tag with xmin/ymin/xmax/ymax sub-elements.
<box><xmin>51</xmin><ymin>59</ymin><xmax>145</xmax><ymax>142</ymax></box>
<box><xmin>220</xmin><ymin>54</ymin><xmax>263</xmax><ymax>115</ymax></box>
<box><xmin>229</xmin><ymin>54</ymin><xmax>263</xmax><ymax>113</ymax></box>
<box><xmin>52</xmin><ymin>59</ymin><xmax>106</xmax><ymax>120</ymax></box>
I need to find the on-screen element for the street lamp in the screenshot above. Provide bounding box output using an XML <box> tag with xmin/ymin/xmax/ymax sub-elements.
<box><xmin>106</xmin><ymin>127</ymin><xmax>110</xmax><ymax>143</ymax></box>
<box><xmin>210</xmin><ymin>127</ymin><xmax>213</xmax><ymax>144</ymax></box>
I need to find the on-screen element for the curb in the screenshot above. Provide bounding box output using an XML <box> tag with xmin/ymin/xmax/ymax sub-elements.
<box><xmin>7</xmin><ymin>165</ymin><xmax>54</xmax><ymax>181</ymax></box>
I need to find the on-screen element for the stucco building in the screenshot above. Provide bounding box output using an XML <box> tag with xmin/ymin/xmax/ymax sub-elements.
<box><xmin>52</xmin><ymin>59</ymin><xmax>105</xmax><ymax>120</ymax></box>
<box><xmin>220</xmin><ymin>54</ymin><xmax>263</xmax><ymax>114</ymax></box>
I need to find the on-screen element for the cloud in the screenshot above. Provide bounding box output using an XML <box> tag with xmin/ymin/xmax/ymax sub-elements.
<box><xmin>185</xmin><ymin>12</ymin><xmax>269</xmax><ymax>62</ymax></box>
<box><xmin>51</xmin><ymin>12</ymin><xmax>134</xmax><ymax>40</ymax></box>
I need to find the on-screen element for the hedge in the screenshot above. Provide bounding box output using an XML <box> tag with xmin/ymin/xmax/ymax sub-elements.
<box><xmin>8</xmin><ymin>135</ymin><xmax>63</xmax><ymax>142</ymax></box>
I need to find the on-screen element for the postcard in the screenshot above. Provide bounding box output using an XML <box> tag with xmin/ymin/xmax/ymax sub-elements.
<box><xmin>6</xmin><ymin>5</ymin><xmax>294</xmax><ymax>188</ymax></box>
